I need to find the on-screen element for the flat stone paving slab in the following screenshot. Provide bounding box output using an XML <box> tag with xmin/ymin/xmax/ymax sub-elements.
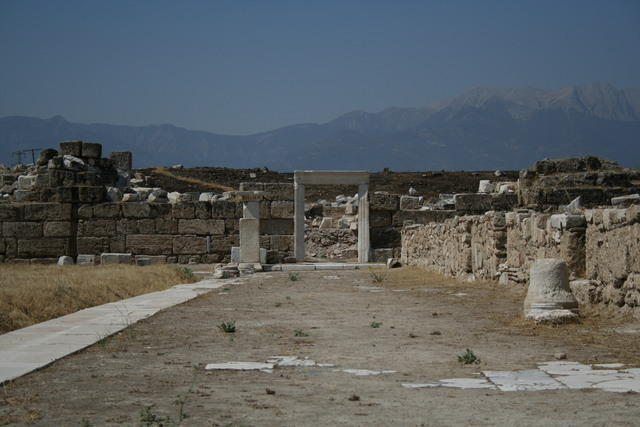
<box><xmin>0</xmin><ymin>277</ymin><xmax>242</xmax><ymax>384</ymax></box>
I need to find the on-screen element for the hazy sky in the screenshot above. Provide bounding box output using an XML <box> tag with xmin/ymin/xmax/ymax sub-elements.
<box><xmin>1</xmin><ymin>0</ymin><xmax>639</xmax><ymax>135</ymax></box>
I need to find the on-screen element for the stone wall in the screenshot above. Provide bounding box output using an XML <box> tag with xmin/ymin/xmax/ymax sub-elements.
<box><xmin>401</xmin><ymin>206</ymin><xmax>640</xmax><ymax>316</ymax></box>
<box><xmin>0</xmin><ymin>191</ymin><xmax>295</xmax><ymax>265</ymax></box>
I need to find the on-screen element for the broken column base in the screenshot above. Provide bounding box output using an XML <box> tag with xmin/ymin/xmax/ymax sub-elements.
<box><xmin>238</xmin><ymin>263</ymin><xmax>263</xmax><ymax>275</ymax></box>
<box><xmin>525</xmin><ymin>303</ymin><xmax>578</xmax><ymax>324</ymax></box>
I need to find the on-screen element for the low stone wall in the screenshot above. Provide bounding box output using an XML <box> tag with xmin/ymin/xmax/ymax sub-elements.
<box><xmin>401</xmin><ymin>205</ymin><xmax>640</xmax><ymax>316</ymax></box>
<box><xmin>580</xmin><ymin>206</ymin><xmax>640</xmax><ymax>313</ymax></box>
<box><xmin>0</xmin><ymin>193</ymin><xmax>295</xmax><ymax>265</ymax></box>
<box><xmin>401</xmin><ymin>212</ymin><xmax>505</xmax><ymax>282</ymax></box>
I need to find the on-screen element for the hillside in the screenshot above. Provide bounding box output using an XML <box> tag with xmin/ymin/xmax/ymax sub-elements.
<box><xmin>1</xmin><ymin>82</ymin><xmax>639</xmax><ymax>170</ymax></box>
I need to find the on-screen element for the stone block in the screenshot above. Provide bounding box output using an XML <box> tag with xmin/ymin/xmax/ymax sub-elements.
<box><xmin>76</xmin><ymin>254</ymin><xmax>96</xmax><ymax>266</ymax></box>
<box><xmin>126</xmin><ymin>235</ymin><xmax>173</xmax><ymax>255</ymax></box>
<box><xmin>211</xmin><ymin>201</ymin><xmax>241</xmax><ymax>218</ymax></box>
<box><xmin>270</xmin><ymin>235</ymin><xmax>293</xmax><ymax>251</ymax></box>
<box><xmin>137</xmin><ymin>219</ymin><xmax>156</xmax><ymax>234</ymax></box>
<box><xmin>77</xmin><ymin>237</ymin><xmax>109</xmax><ymax>254</ymax></box>
<box><xmin>110</xmin><ymin>151</ymin><xmax>132</xmax><ymax>171</ymax></box>
<box><xmin>79</xmin><ymin>219</ymin><xmax>117</xmax><ymax>237</ymax></box>
<box><xmin>135</xmin><ymin>255</ymin><xmax>167</xmax><ymax>265</ymax></box>
<box><xmin>172</xmin><ymin>203</ymin><xmax>196</xmax><ymax>219</ymax></box>
<box><xmin>77</xmin><ymin>205</ymin><xmax>93</xmax><ymax>218</ymax></box>
<box><xmin>270</xmin><ymin>200</ymin><xmax>294</xmax><ymax>219</ymax></box>
<box><xmin>0</xmin><ymin>205</ymin><xmax>18</xmax><ymax>221</ymax></box>
<box><xmin>371</xmin><ymin>210</ymin><xmax>392</xmax><ymax>227</ymax></box>
<box><xmin>208</xmin><ymin>235</ymin><xmax>239</xmax><ymax>253</ymax></box>
<box><xmin>478</xmin><ymin>180</ymin><xmax>495</xmax><ymax>193</ymax></box>
<box><xmin>260</xmin><ymin>219</ymin><xmax>294</xmax><ymax>235</ymax></box>
<box><xmin>55</xmin><ymin>187</ymin><xmax>77</xmax><ymax>203</ymax></box>
<box><xmin>100</xmin><ymin>253</ymin><xmax>132</xmax><ymax>265</ymax></box>
<box><xmin>242</xmin><ymin>201</ymin><xmax>261</xmax><ymax>220</ymax></box>
<box><xmin>490</xmin><ymin>194</ymin><xmax>518</xmax><ymax>211</ymax></box>
<box><xmin>59</xmin><ymin>140</ymin><xmax>82</xmax><ymax>157</ymax></box>
<box><xmin>611</xmin><ymin>194</ymin><xmax>640</xmax><ymax>206</ymax></box>
<box><xmin>549</xmin><ymin>214</ymin><xmax>586</xmax><ymax>230</ymax></box>
<box><xmin>240</xmin><ymin>218</ymin><xmax>260</xmax><ymax>263</ymax></box>
<box><xmin>23</xmin><ymin>203</ymin><xmax>73</xmax><ymax>221</ymax></box>
<box><xmin>122</xmin><ymin>202</ymin><xmax>151</xmax><ymax>218</ymax></box>
<box><xmin>370</xmin><ymin>192</ymin><xmax>399</xmax><ymax>211</ymax></box>
<box><xmin>44</xmin><ymin>221</ymin><xmax>71</xmax><ymax>237</ymax></box>
<box><xmin>3</xmin><ymin>222</ymin><xmax>43</xmax><ymax>238</ymax></box>
<box><xmin>225</xmin><ymin>219</ymin><xmax>239</xmax><ymax>234</ymax></box>
<box><xmin>400</xmin><ymin>195</ymin><xmax>421</xmax><ymax>210</ymax></box>
<box><xmin>525</xmin><ymin>259</ymin><xmax>578</xmax><ymax>323</ymax></box>
<box><xmin>110</xmin><ymin>236</ymin><xmax>126</xmax><ymax>253</ymax></box>
<box><xmin>173</xmin><ymin>236</ymin><xmax>208</xmax><ymax>254</ymax></box>
<box><xmin>155</xmin><ymin>218</ymin><xmax>178</xmax><ymax>234</ymax></box>
<box><xmin>178</xmin><ymin>219</ymin><xmax>225</xmax><ymax>235</ymax></box>
<box><xmin>76</xmin><ymin>172</ymin><xmax>97</xmax><ymax>186</ymax></box>
<box><xmin>454</xmin><ymin>193</ymin><xmax>492</xmax><ymax>212</ymax></box>
<box><xmin>18</xmin><ymin>238</ymin><xmax>68</xmax><ymax>257</ymax></box>
<box><xmin>57</xmin><ymin>255</ymin><xmax>74</xmax><ymax>265</ymax></box>
<box><xmin>14</xmin><ymin>190</ymin><xmax>40</xmax><ymax>202</ymax></box>
<box><xmin>194</xmin><ymin>201</ymin><xmax>211</xmax><ymax>219</ymax></box>
<box><xmin>230</xmin><ymin>246</ymin><xmax>240</xmax><ymax>263</ymax></box>
<box><xmin>93</xmin><ymin>203</ymin><xmax>122</xmax><ymax>218</ymax></box>
<box><xmin>17</xmin><ymin>175</ymin><xmax>37</xmax><ymax>190</ymax></box>
<box><xmin>81</xmin><ymin>142</ymin><xmax>102</xmax><ymax>158</ymax></box>
<box><xmin>78</xmin><ymin>186</ymin><xmax>105</xmax><ymax>203</ymax></box>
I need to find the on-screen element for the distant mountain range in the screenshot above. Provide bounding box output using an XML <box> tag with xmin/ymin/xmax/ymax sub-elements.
<box><xmin>2</xmin><ymin>82</ymin><xmax>639</xmax><ymax>171</ymax></box>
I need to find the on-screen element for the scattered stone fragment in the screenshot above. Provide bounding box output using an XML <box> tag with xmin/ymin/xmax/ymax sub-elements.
<box><xmin>57</xmin><ymin>255</ymin><xmax>74</xmax><ymax>265</ymax></box>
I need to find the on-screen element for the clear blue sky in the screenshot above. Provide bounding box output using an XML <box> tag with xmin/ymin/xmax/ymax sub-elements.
<box><xmin>1</xmin><ymin>0</ymin><xmax>639</xmax><ymax>135</ymax></box>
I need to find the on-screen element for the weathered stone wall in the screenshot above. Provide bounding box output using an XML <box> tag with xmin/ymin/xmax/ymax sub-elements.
<box><xmin>401</xmin><ymin>206</ymin><xmax>640</xmax><ymax>316</ymax></box>
<box><xmin>401</xmin><ymin>213</ymin><xmax>505</xmax><ymax>281</ymax></box>
<box><xmin>579</xmin><ymin>206</ymin><xmax>640</xmax><ymax>313</ymax></box>
<box><xmin>0</xmin><ymin>186</ymin><xmax>295</xmax><ymax>264</ymax></box>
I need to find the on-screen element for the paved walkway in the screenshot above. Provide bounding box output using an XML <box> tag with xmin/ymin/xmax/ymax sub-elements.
<box><xmin>0</xmin><ymin>262</ymin><xmax>384</xmax><ymax>384</ymax></box>
<box><xmin>0</xmin><ymin>276</ymin><xmax>244</xmax><ymax>384</ymax></box>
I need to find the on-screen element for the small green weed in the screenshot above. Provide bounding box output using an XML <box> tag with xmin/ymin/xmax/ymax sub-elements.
<box><xmin>370</xmin><ymin>321</ymin><xmax>383</xmax><ymax>328</ymax></box>
<box><xmin>369</xmin><ymin>270</ymin><xmax>387</xmax><ymax>283</ymax></box>
<box><xmin>219</xmin><ymin>320</ymin><xmax>236</xmax><ymax>333</ymax></box>
<box><xmin>294</xmin><ymin>329</ymin><xmax>309</xmax><ymax>337</ymax></box>
<box><xmin>285</xmin><ymin>296</ymin><xmax>291</xmax><ymax>300</ymax></box>
<box><xmin>274</xmin><ymin>302</ymin><xmax>282</xmax><ymax>307</ymax></box>
<box><xmin>139</xmin><ymin>404</ymin><xmax>177</xmax><ymax>427</ymax></box>
<box><xmin>288</xmin><ymin>272</ymin><xmax>300</xmax><ymax>281</ymax></box>
<box><xmin>79</xmin><ymin>418</ymin><xmax>93</xmax><ymax>427</ymax></box>
<box><xmin>174</xmin><ymin>266</ymin><xmax>195</xmax><ymax>282</ymax></box>
<box><xmin>457</xmin><ymin>349</ymin><xmax>481</xmax><ymax>364</ymax></box>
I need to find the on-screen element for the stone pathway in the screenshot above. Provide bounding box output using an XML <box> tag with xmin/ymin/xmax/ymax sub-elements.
<box><xmin>0</xmin><ymin>277</ymin><xmax>243</xmax><ymax>384</ymax></box>
<box><xmin>402</xmin><ymin>361</ymin><xmax>640</xmax><ymax>393</ymax></box>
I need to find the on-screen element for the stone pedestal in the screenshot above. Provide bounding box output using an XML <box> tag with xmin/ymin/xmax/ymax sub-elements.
<box><xmin>525</xmin><ymin>258</ymin><xmax>578</xmax><ymax>323</ymax></box>
<box><xmin>237</xmin><ymin>191</ymin><xmax>264</xmax><ymax>266</ymax></box>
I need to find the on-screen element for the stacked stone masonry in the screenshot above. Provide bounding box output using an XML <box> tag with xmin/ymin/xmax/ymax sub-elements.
<box><xmin>401</xmin><ymin>206</ymin><xmax>640</xmax><ymax>316</ymax></box>
<box><xmin>0</xmin><ymin>198</ymin><xmax>295</xmax><ymax>265</ymax></box>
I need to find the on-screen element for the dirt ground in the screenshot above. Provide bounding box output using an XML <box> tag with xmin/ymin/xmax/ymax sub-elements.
<box><xmin>138</xmin><ymin>167</ymin><xmax>518</xmax><ymax>201</ymax></box>
<box><xmin>2</xmin><ymin>267</ymin><xmax>640</xmax><ymax>426</ymax></box>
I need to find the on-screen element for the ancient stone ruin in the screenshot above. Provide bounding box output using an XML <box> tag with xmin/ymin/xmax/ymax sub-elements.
<box><xmin>1</xmin><ymin>142</ymin><xmax>639</xmax><ymax>318</ymax></box>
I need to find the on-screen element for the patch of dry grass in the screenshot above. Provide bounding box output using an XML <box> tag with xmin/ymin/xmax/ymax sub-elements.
<box><xmin>0</xmin><ymin>264</ymin><xmax>197</xmax><ymax>334</ymax></box>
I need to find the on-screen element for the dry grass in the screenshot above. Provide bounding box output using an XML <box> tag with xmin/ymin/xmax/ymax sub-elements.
<box><xmin>153</xmin><ymin>167</ymin><xmax>235</xmax><ymax>192</ymax></box>
<box><xmin>0</xmin><ymin>264</ymin><xmax>197</xmax><ymax>334</ymax></box>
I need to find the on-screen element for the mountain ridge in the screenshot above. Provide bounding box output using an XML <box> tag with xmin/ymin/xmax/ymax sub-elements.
<box><xmin>1</xmin><ymin>82</ymin><xmax>639</xmax><ymax>170</ymax></box>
